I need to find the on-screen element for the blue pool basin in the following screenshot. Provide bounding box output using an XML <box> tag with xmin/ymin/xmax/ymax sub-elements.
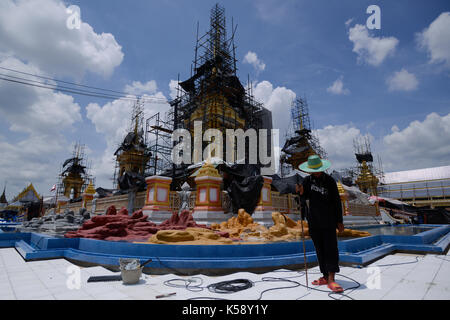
<box><xmin>0</xmin><ymin>224</ymin><xmax>448</xmax><ymax>273</ymax></box>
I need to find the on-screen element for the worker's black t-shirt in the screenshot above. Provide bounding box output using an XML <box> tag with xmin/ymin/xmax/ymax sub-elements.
<box><xmin>300</xmin><ymin>173</ymin><xmax>343</xmax><ymax>229</ymax></box>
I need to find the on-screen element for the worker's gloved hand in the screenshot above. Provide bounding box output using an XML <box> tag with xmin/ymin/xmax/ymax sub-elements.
<box><xmin>337</xmin><ymin>223</ymin><xmax>344</xmax><ymax>233</ymax></box>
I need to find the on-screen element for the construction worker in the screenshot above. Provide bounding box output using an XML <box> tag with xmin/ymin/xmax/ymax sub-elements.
<box><xmin>296</xmin><ymin>155</ymin><xmax>345</xmax><ymax>293</ymax></box>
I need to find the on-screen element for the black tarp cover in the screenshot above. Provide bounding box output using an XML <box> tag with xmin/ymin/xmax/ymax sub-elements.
<box><xmin>95</xmin><ymin>187</ymin><xmax>114</xmax><ymax>198</ymax></box>
<box><xmin>282</xmin><ymin>129</ymin><xmax>313</xmax><ymax>155</ymax></box>
<box><xmin>221</xmin><ymin>164</ymin><xmax>263</xmax><ymax>215</ymax></box>
<box><xmin>62</xmin><ymin>163</ymin><xmax>86</xmax><ymax>176</ymax></box>
<box><xmin>355</xmin><ymin>153</ymin><xmax>374</xmax><ymax>163</ymax></box>
<box><xmin>228</xmin><ymin>175</ymin><xmax>264</xmax><ymax>215</ymax></box>
<box><xmin>118</xmin><ymin>171</ymin><xmax>146</xmax><ymax>191</ymax></box>
<box><xmin>114</xmin><ymin>132</ymin><xmax>148</xmax><ymax>156</ymax></box>
<box><xmin>271</xmin><ymin>174</ymin><xmax>304</xmax><ymax>195</ymax></box>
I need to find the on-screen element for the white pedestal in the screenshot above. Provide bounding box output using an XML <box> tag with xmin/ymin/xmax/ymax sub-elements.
<box><xmin>192</xmin><ymin>211</ymin><xmax>234</xmax><ymax>226</ymax></box>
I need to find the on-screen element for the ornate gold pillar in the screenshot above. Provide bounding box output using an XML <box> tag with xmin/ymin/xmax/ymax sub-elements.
<box><xmin>82</xmin><ymin>181</ymin><xmax>96</xmax><ymax>209</ymax></box>
<box><xmin>193</xmin><ymin>162</ymin><xmax>223</xmax><ymax>213</ymax></box>
<box><xmin>337</xmin><ymin>181</ymin><xmax>349</xmax><ymax>215</ymax></box>
<box><xmin>142</xmin><ymin>176</ymin><xmax>172</xmax><ymax>222</ymax></box>
<box><xmin>192</xmin><ymin>162</ymin><xmax>233</xmax><ymax>225</ymax></box>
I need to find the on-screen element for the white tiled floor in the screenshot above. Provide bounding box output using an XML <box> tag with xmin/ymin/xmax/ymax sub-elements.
<box><xmin>0</xmin><ymin>247</ymin><xmax>449</xmax><ymax>300</ymax></box>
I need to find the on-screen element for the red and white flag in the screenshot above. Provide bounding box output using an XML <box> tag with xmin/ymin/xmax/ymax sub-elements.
<box><xmin>50</xmin><ymin>184</ymin><xmax>56</xmax><ymax>192</ymax></box>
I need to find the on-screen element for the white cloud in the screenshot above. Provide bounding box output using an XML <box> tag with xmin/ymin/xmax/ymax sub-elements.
<box><xmin>285</xmin><ymin>113</ymin><xmax>450</xmax><ymax>174</ymax></box>
<box><xmin>0</xmin><ymin>57</ymin><xmax>82</xmax><ymax>198</ymax></box>
<box><xmin>348</xmin><ymin>24</ymin><xmax>399</xmax><ymax>66</ymax></box>
<box><xmin>386</xmin><ymin>69</ymin><xmax>419</xmax><ymax>92</ymax></box>
<box><xmin>252</xmin><ymin>80</ymin><xmax>296</xmax><ymax>135</ymax></box>
<box><xmin>313</xmin><ymin>124</ymin><xmax>362</xmax><ymax>170</ymax></box>
<box><xmin>169</xmin><ymin>80</ymin><xmax>180</xmax><ymax>100</ymax></box>
<box><xmin>0</xmin><ymin>134</ymin><xmax>67</xmax><ymax>199</ymax></box>
<box><xmin>253</xmin><ymin>0</ymin><xmax>291</xmax><ymax>23</ymax></box>
<box><xmin>0</xmin><ymin>0</ymin><xmax>125</xmax><ymax>196</ymax></box>
<box><xmin>124</xmin><ymin>81</ymin><xmax>158</xmax><ymax>96</ymax></box>
<box><xmin>0</xmin><ymin>57</ymin><xmax>81</xmax><ymax>135</ymax></box>
<box><xmin>327</xmin><ymin>76</ymin><xmax>350</xmax><ymax>95</ymax></box>
<box><xmin>0</xmin><ymin>0</ymin><xmax>124</xmax><ymax>78</ymax></box>
<box><xmin>416</xmin><ymin>12</ymin><xmax>450</xmax><ymax>69</ymax></box>
<box><xmin>86</xmin><ymin>84</ymin><xmax>171</xmax><ymax>187</ymax></box>
<box><xmin>243</xmin><ymin>51</ymin><xmax>266</xmax><ymax>73</ymax></box>
<box><xmin>381</xmin><ymin>112</ymin><xmax>450</xmax><ymax>171</ymax></box>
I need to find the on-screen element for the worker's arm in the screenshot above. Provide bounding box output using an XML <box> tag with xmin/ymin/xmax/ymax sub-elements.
<box><xmin>296</xmin><ymin>177</ymin><xmax>310</xmax><ymax>198</ymax></box>
<box><xmin>296</xmin><ymin>177</ymin><xmax>310</xmax><ymax>221</ymax></box>
<box><xmin>331</xmin><ymin>178</ymin><xmax>344</xmax><ymax>232</ymax></box>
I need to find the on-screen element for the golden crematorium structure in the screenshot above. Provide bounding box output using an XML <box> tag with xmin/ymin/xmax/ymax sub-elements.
<box><xmin>173</xmin><ymin>4</ymin><xmax>273</xmax><ymax>162</ymax></box>
<box><xmin>114</xmin><ymin>100</ymin><xmax>151</xmax><ymax>191</ymax></box>
<box><xmin>58</xmin><ymin>4</ymin><xmax>380</xmax><ymax>228</ymax></box>
<box><xmin>59</xmin><ymin>143</ymin><xmax>91</xmax><ymax>200</ymax></box>
<box><xmin>355</xmin><ymin>160</ymin><xmax>379</xmax><ymax>196</ymax></box>
<box><xmin>353</xmin><ymin>135</ymin><xmax>381</xmax><ymax>196</ymax></box>
<box><xmin>281</xmin><ymin>97</ymin><xmax>327</xmax><ymax>170</ymax></box>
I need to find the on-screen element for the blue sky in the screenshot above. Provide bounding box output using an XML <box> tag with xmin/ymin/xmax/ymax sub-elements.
<box><xmin>0</xmin><ymin>0</ymin><xmax>449</xmax><ymax>199</ymax></box>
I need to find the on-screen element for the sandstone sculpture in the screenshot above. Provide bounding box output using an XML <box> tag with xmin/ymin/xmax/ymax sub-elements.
<box><xmin>64</xmin><ymin>206</ymin><xmax>210</xmax><ymax>241</ymax></box>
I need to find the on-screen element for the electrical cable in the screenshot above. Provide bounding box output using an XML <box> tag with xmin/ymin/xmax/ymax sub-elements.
<box><xmin>160</xmin><ymin>267</ymin><xmax>362</xmax><ymax>301</ymax></box>
<box><xmin>153</xmin><ymin>252</ymin><xmax>374</xmax><ymax>301</ymax></box>
<box><xmin>163</xmin><ymin>277</ymin><xmax>205</xmax><ymax>292</ymax></box>
<box><xmin>0</xmin><ymin>71</ymin><xmax>169</xmax><ymax>104</ymax></box>
<box><xmin>183</xmin><ymin>277</ymin><xmax>304</xmax><ymax>301</ymax></box>
<box><xmin>154</xmin><ymin>256</ymin><xmax>194</xmax><ymax>277</ymax></box>
<box><xmin>0</xmin><ymin>72</ymin><xmax>139</xmax><ymax>101</ymax></box>
<box><xmin>207</xmin><ymin>279</ymin><xmax>254</xmax><ymax>294</ymax></box>
<box><xmin>374</xmin><ymin>256</ymin><xmax>420</xmax><ymax>267</ymax></box>
<box><xmin>287</xmin><ymin>270</ymin><xmax>361</xmax><ymax>300</ymax></box>
<box><xmin>254</xmin><ymin>277</ymin><xmax>302</xmax><ymax>300</ymax></box>
<box><xmin>434</xmin><ymin>255</ymin><xmax>450</xmax><ymax>262</ymax></box>
<box><xmin>0</xmin><ymin>65</ymin><xmax>170</xmax><ymax>100</ymax></box>
<box><xmin>0</xmin><ymin>75</ymin><xmax>142</xmax><ymax>102</ymax></box>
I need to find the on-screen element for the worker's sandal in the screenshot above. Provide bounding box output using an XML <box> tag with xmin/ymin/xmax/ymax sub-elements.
<box><xmin>327</xmin><ymin>282</ymin><xmax>344</xmax><ymax>293</ymax></box>
<box><xmin>312</xmin><ymin>277</ymin><xmax>328</xmax><ymax>285</ymax></box>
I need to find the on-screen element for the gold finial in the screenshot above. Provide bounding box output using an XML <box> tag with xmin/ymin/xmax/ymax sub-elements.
<box><xmin>196</xmin><ymin>161</ymin><xmax>221</xmax><ymax>178</ymax></box>
<box><xmin>84</xmin><ymin>181</ymin><xmax>96</xmax><ymax>195</ymax></box>
<box><xmin>337</xmin><ymin>181</ymin><xmax>346</xmax><ymax>195</ymax></box>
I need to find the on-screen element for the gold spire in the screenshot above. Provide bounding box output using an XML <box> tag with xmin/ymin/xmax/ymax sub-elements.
<box><xmin>84</xmin><ymin>181</ymin><xmax>96</xmax><ymax>195</ymax></box>
<box><xmin>355</xmin><ymin>161</ymin><xmax>379</xmax><ymax>196</ymax></box>
<box><xmin>337</xmin><ymin>181</ymin><xmax>346</xmax><ymax>196</ymax></box>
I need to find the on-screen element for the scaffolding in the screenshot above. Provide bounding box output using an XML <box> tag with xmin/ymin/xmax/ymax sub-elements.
<box><xmin>112</xmin><ymin>99</ymin><xmax>151</xmax><ymax>189</ymax></box>
<box><xmin>56</xmin><ymin>143</ymin><xmax>93</xmax><ymax>199</ymax></box>
<box><xmin>145</xmin><ymin>4</ymin><xmax>270</xmax><ymax>176</ymax></box>
<box><xmin>178</xmin><ymin>5</ymin><xmax>265</xmax><ymax>134</ymax></box>
<box><xmin>144</xmin><ymin>111</ymin><xmax>173</xmax><ymax>176</ymax></box>
<box><xmin>353</xmin><ymin>134</ymin><xmax>384</xmax><ymax>195</ymax></box>
<box><xmin>281</xmin><ymin>97</ymin><xmax>327</xmax><ymax>175</ymax></box>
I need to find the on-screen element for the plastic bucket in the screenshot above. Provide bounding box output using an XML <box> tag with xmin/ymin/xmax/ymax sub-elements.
<box><xmin>120</xmin><ymin>268</ymin><xmax>142</xmax><ymax>285</ymax></box>
<box><xmin>119</xmin><ymin>258</ymin><xmax>142</xmax><ymax>285</ymax></box>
